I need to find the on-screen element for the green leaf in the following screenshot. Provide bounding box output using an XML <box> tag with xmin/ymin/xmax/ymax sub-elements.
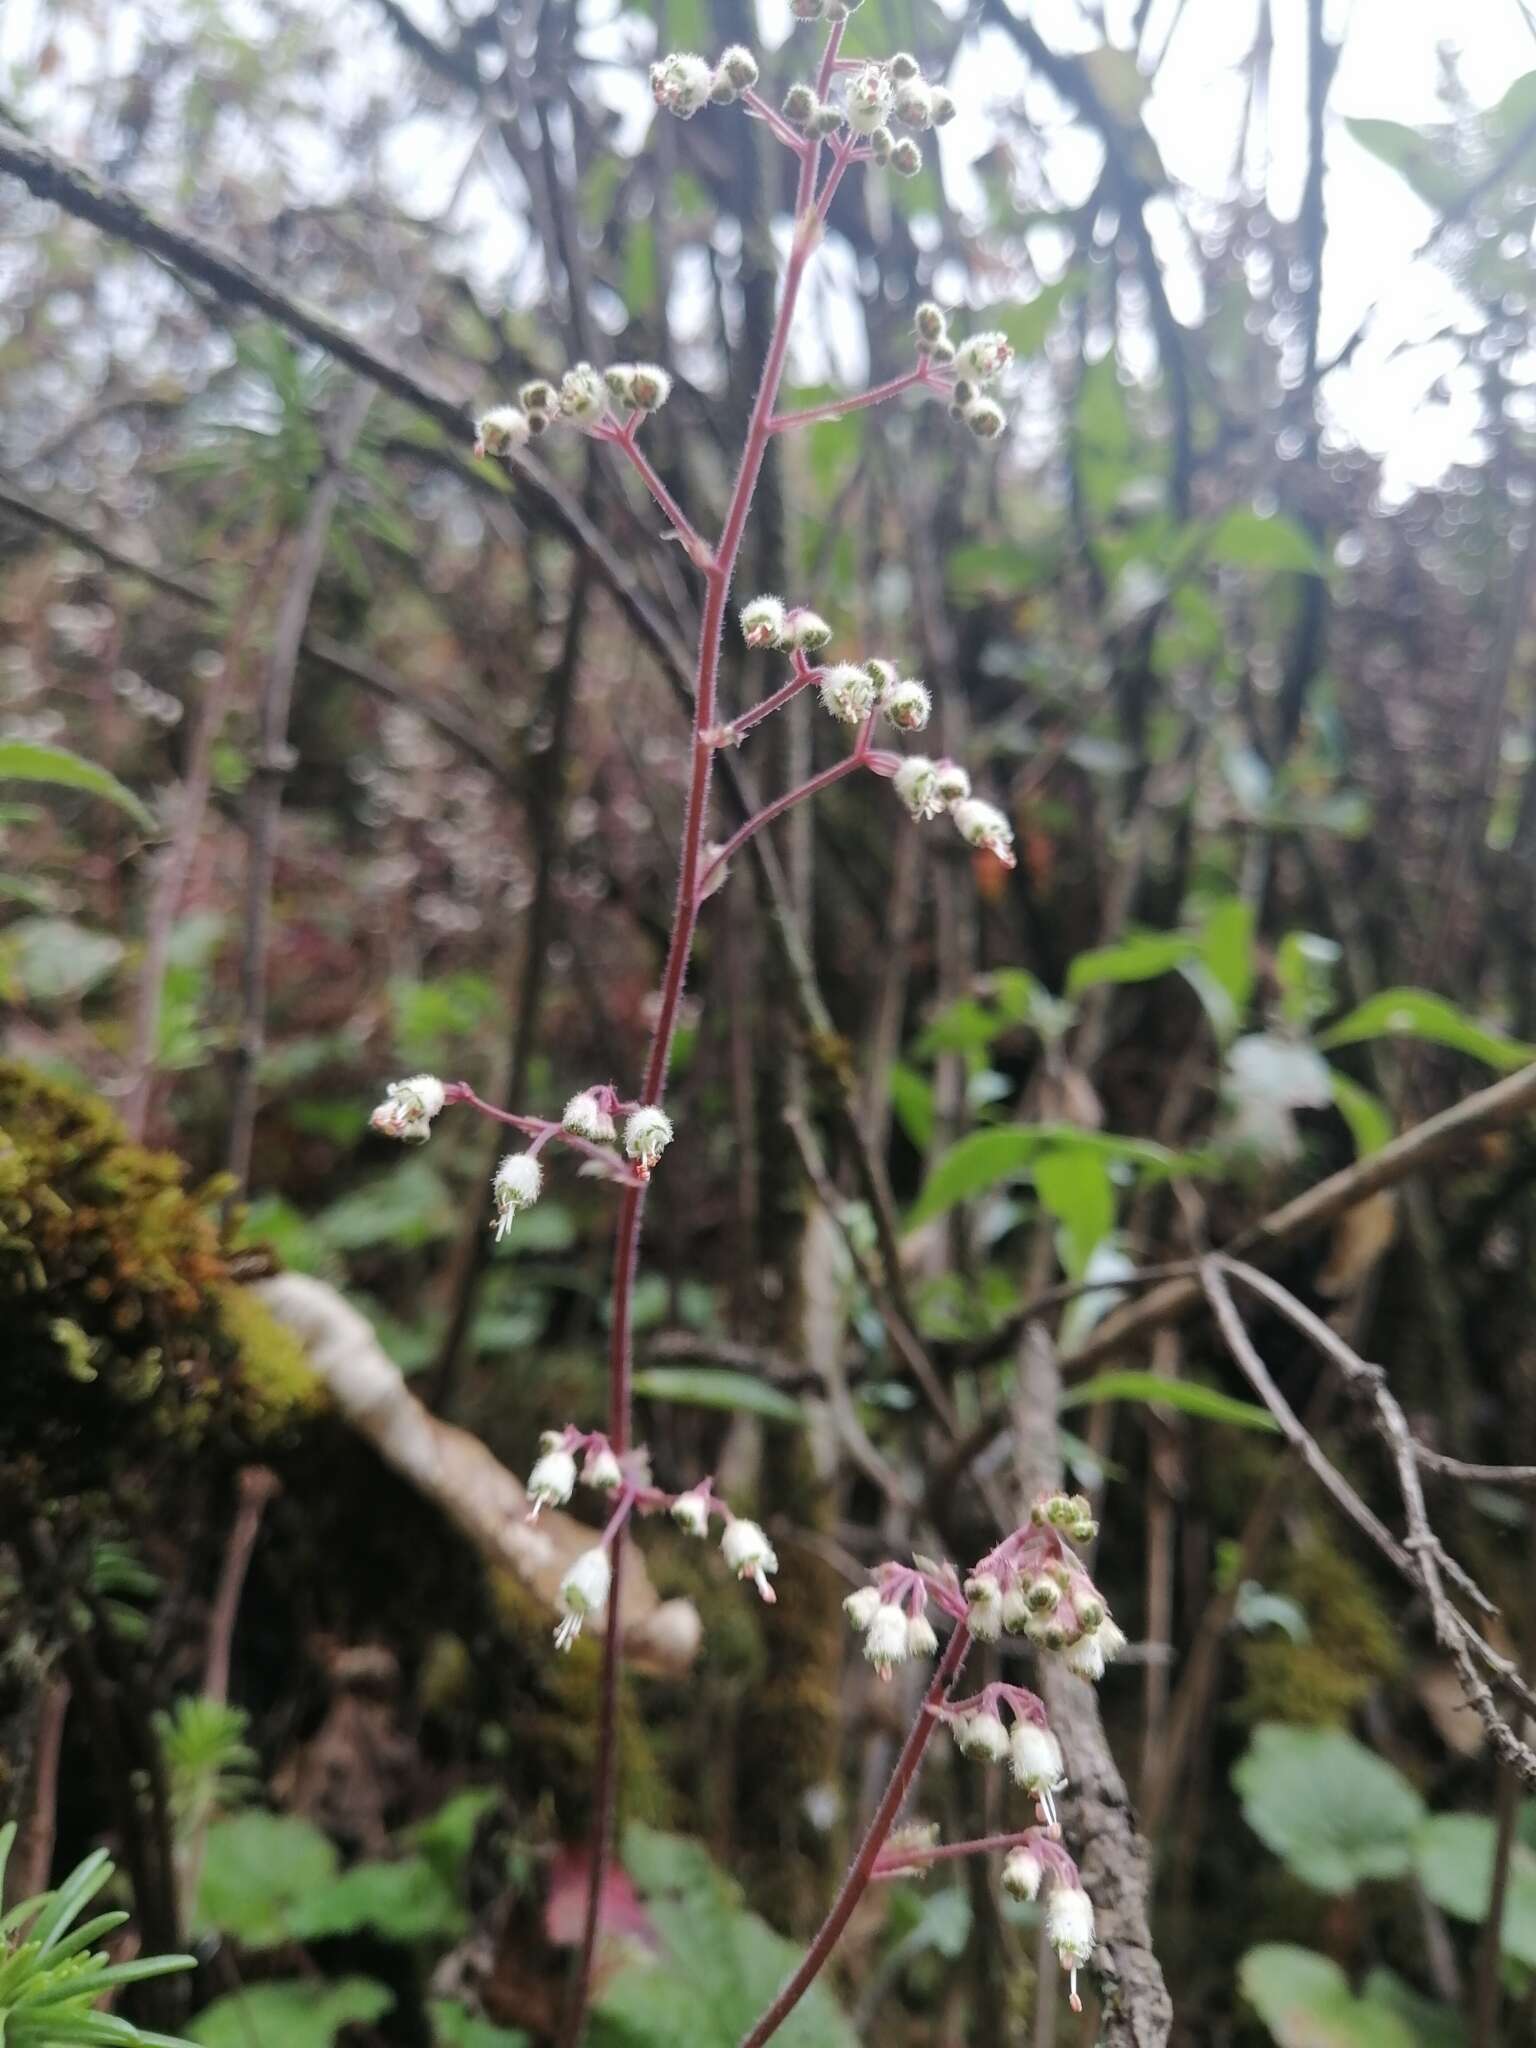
<box><xmin>1233</xmin><ymin>1725</ymin><xmax>1425</xmax><ymax>1893</ymax></box>
<box><xmin>1345</xmin><ymin>117</ymin><xmax>1466</xmax><ymax>209</ymax></box>
<box><xmin>1203</xmin><ymin>507</ymin><xmax>1326</xmax><ymax>577</ymax></box>
<box><xmin>908</xmin><ymin>1127</ymin><xmax>1175</xmax><ymax>1231</ymax></box>
<box><xmin>0</xmin><ymin>741</ymin><xmax>155</xmax><ymax>830</ymax></box>
<box><xmin>631</xmin><ymin>1368</ymin><xmax>804</xmax><ymax>1428</ymax></box>
<box><xmin>1</xmin><ymin>918</ymin><xmax>124</xmax><ymax>1003</ymax></box>
<box><xmin>189</xmin><ymin>1978</ymin><xmax>394</xmax><ymax>2048</ymax></box>
<box><xmin>431</xmin><ymin>2003</ymin><xmax>529</xmax><ymax>2048</ymax></box>
<box><xmin>1061</xmin><ymin>1371</ymin><xmax>1278</xmax><ymax>1432</ymax></box>
<box><xmin>1065</xmin><ymin>931</ymin><xmax>1197</xmax><ymax>998</ymax></box>
<box><xmin>1199</xmin><ymin>897</ymin><xmax>1257</xmax><ymax>1018</ymax></box>
<box><xmin>409</xmin><ymin>1788</ymin><xmax>498</xmax><ymax>1886</ymax></box>
<box><xmin>1317</xmin><ymin>989</ymin><xmax>1536</xmax><ymax>1071</ymax></box>
<box><xmin>1359</xmin><ymin>1970</ymin><xmax>1466</xmax><ymax>2048</ymax></box>
<box><xmin>315</xmin><ymin>1158</ymin><xmax>455</xmax><ymax>1251</ymax></box>
<box><xmin>287</xmin><ymin>1854</ymin><xmax>465</xmax><ymax>1944</ymax></box>
<box><xmin>889</xmin><ymin>1062</ymin><xmax>935</xmax><ymax>1153</ymax></box>
<box><xmin>1330</xmin><ymin>1070</ymin><xmax>1395</xmax><ymax>1158</ymax></box>
<box><xmin>988</xmin><ymin>274</ymin><xmax>1077</xmax><ymax>359</ymax></box>
<box><xmin>1033</xmin><ymin>1150</ymin><xmax>1114</xmax><ymax>1282</ymax></box>
<box><xmin>1239</xmin><ymin>1946</ymin><xmax>1416</xmax><ymax>2048</ymax></box>
<box><xmin>1414</xmin><ymin>1812</ymin><xmax>1536</xmax><ymax>1966</ymax></box>
<box><xmin>195</xmin><ymin>1811</ymin><xmax>338</xmax><ymax>1946</ymax></box>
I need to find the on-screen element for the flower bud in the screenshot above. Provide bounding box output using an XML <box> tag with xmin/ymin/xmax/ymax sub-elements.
<box><xmin>475</xmin><ymin>406</ymin><xmax>530</xmax><ymax>457</ymax></box>
<box><xmin>491</xmin><ymin>1153</ymin><xmax>542</xmax><ymax>1240</ymax></box>
<box><xmin>583</xmin><ymin>1442</ymin><xmax>624</xmax><ymax>1492</ymax></box>
<box><xmin>957</xmin><ymin>331</ymin><xmax>1014</xmax><ymax>382</ymax></box>
<box><xmin>863</xmin><ymin>657</ymin><xmax>897</xmax><ymax>691</ymax></box>
<box><xmin>629</xmin><ymin>363</ymin><xmax>673</xmax><ymax>410</ymax></box>
<box><xmin>557</xmin><ymin>362</ymin><xmax>608</xmax><ymax>426</ymax></box>
<box><xmin>370</xmin><ymin>1073</ymin><xmax>446</xmax><ymax>1143</ymax></box>
<box><xmin>889</xmin><ymin>50</ymin><xmax>921</xmax><ymax>81</ymax></box>
<box><xmin>843</xmin><ymin>1586</ymin><xmax>882</xmax><ymax>1632</ymax></box>
<box><xmin>930</xmin><ymin>87</ymin><xmax>957</xmax><ymax>126</ymax></box>
<box><xmin>740</xmin><ymin>594</ymin><xmax>789</xmax><ymax>648</ymax></box>
<box><xmin>650</xmin><ymin>51</ymin><xmax>714</xmax><ymax>118</ymax></box>
<box><xmin>869</xmin><ymin>125</ymin><xmax>894</xmax><ymax>163</ymax></box>
<box><xmin>526</xmin><ymin>1440</ymin><xmax>577</xmax><ymax>1517</ymax></box>
<box><xmin>1075</xmin><ymin>1591</ymin><xmax>1105</xmax><ymax>1632</ymax></box>
<box><xmin>907</xmin><ymin>1612</ymin><xmax>939</xmax><ymax>1659</ymax></box>
<box><xmin>928</xmin><ymin>337</ymin><xmax>957</xmax><ymax>366</ymax></box>
<box><xmin>623</xmin><ymin>1104</ymin><xmax>674</xmax><ymax>1176</ymax></box>
<box><xmin>563</xmin><ymin>1089</ymin><xmax>617</xmax><ymax>1144</ymax></box>
<box><xmin>1026</xmin><ymin>1575</ymin><xmax>1061</xmax><ymax>1615</ymax></box>
<box><xmin>953</xmin><ymin>1708</ymin><xmax>1010</xmax><ymax>1762</ymax></box>
<box><xmin>721</xmin><ymin>1518</ymin><xmax>778</xmax><ymax>1601</ymax></box>
<box><xmin>808</xmin><ymin>101</ymin><xmax>843</xmax><ymax>137</ymax></box>
<box><xmin>1010</xmin><ymin>1721</ymin><xmax>1066</xmax><ymax>1797</ymax></box>
<box><xmin>952</xmin><ymin>796</ymin><xmax>1016</xmax><ymax>866</ymax></box>
<box><xmin>1002</xmin><ymin>1845</ymin><xmax>1045</xmax><ymax>1901</ymax></box>
<box><xmin>783</xmin><ymin>82</ymin><xmax>817</xmax><ymax>124</ymax></box>
<box><xmin>819</xmin><ymin>662</ymin><xmax>877</xmax><ymax>724</ymax></box>
<box><xmin>964</xmin><ymin>396</ymin><xmax>1007</xmax><ymax>441</ymax></box>
<box><xmin>863</xmin><ymin>1602</ymin><xmax>911</xmax><ymax>1679</ymax></box>
<box><xmin>933</xmin><ymin>758</ymin><xmax>971</xmax><ymax>805</ymax></box>
<box><xmin>720</xmin><ymin>44</ymin><xmax>759</xmax><ymax>89</ymax></box>
<box><xmin>890</xmin><ymin>137</ymin><xmax>922</xmax><ymax>177</ymax></box>
<box><xmin>845</xmin><ymin>63</ymin><xmax>892</xmax><ymax>136</ymax></box>
<box><xmin>605</xmin><ymin>363</ymin><xmax>638</xmax><ymax>405</ymax></box>
<box><xmin>519</xmin><ymin>379</ymin><xmax>556</xmax><ymax>414</ymax></box>
<box><xmin>1063</xmin><ymin>1633</ymin><xmax>1106</xmax><ymax>1683</ymax></box>
<box><xmin>914</xmin><ymin>301</ymin><xmax>948</xmax><ymax>347</ymax></box>
<box><xmin>1001</xmin><ymin>1581</ymin><xmax>1032</xmax><ymax>1635</ymax></box>
<box><xmin>894</xmin><ymin>80</ymin><xmax>932</xmax><ymax>129</ymax></box>
<box><xmin>789</xmin><ymin>609</ymin><xmax>833</xmax><ymax>652</ymax></box>
<box><xmin>789</xmin><ymin>0</ymin><xmax>824</xmax><ymax>19</ymax></box>
<box><xmin>824</xmin><ymin>0</ymin><xmax>860</xmax><ymax>17</ymax></box>
<box><xmin>555</xmin><ymin>1546</ymin><xmax>612</xmax><ymax>1650</ymax></box>
<box><xmin>1046</xmin><ymin>1882</ymin><xmax>1095</xmax><ymax>1966</ymax></box>
<box><xmin>881</xmin><ymin>678</ymin><xmax>931</xmax><ymax>732</ymax></box>
<box><xmin>671</xmin><ymin>1486</ymin><xmax>711</xmax><ymax>1537</ymax></box>
<box><xmin>710</xmin><ymin>66</ymin><xmax>738</xmax><ymax>104</ymax></box>
<box><xmin>964</xmin><ymin>1569</ymin><xmax>1004</xmax><ymax>1641</ymax></box>
<box><xmin>893</xmin><ymin>755</ymin><xmax>944</xmax><ymax>822</ymax></box>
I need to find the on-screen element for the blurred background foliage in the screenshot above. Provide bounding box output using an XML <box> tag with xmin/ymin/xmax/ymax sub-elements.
<box><xmin>3</xmin><ymin>0</ymin><xmax>1536</xmax><ymax>2040</ymax></box>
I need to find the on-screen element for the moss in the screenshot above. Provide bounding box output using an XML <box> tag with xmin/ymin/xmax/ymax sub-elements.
<box><xmin>1236</xmin><ymin>1532</ymin><xmax>1402</xmax><ymax>1727</ymax></box>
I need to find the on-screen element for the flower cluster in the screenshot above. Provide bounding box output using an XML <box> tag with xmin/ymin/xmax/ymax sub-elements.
<box><xmin>525</xmin><ymin>1429</ymin><xmax>779</xmax><ymax>1652</ymax></box>
<box><xmin>737</xmin><ymin>599</ymin><xmax>931</xmax><ymax>733</ymax></box>
<box><xmin>650</xmin><ymin>44</ymin><xmax>759</xmax><ymax>117</ymax></box>
<box><xmin>941</xmin><ymin>1683</ymin><xmax>1067</xmax><ymax>1826</ymax></box>
<box><xmin>368</xmin><ymin>1076</ymin><xmax>676</xmax><ymax>1242</ymax></box>
<box><xmin>890</xmin><ymin>756</ymin><xmax>1016</xmax><ymax>868</ymax></box>
<box><xmin>476</xmin><ymin>362</ymin><xmax>674</xmax><ymax>454</ymax></box>
<box><xmin>914</xmin><ymin>303</ymin><xmax>1012</xmax><ymax>441</ymax></box>
<box><xmin>842</xmin><ymin>1557</ymin><xmax>955</xmax><ymax>1679</ymax></box>
<box><xmin>964</xmin><ymin>1492</ymin><xmax>1126</xmax><ymax>1681</ymax></box>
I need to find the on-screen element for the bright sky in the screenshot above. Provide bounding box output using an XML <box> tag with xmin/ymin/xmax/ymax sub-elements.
<box><xmin>2</xmin><ymin>0</ymin><xmax>1532</xmax><ymax>494</ymax></box>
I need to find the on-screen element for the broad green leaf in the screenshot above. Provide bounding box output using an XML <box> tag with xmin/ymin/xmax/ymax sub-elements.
<box><xmin>889</xmin><ymin>1062</ymin><xmax>935</xmax><ymax>1152</ymax></box>
<box><xmin>196</xmin><ymin>1812</ymin><xmax>338</xmax><ymax>1945</ymax></box>
<box><xmin>0</xmin><ymin>740</ymin><xmax>155</xmax><ymax>830</ymax></box>
<box><xmin>1199</xmin><ymin>897</ymin><xmax>1257</xmax><ymax>1018</ymax></box>
<box><xmin>907</xmin><ymin>1127</ymin><xmax>1175</xmax><ymax>1230</ymax></box>
<box><xmin>1066</xmin><ymin>931</ymin><xmax>1197</xmax><ymax>998</ymax></box>
<box><xmin>1345</xmin><ymin>118</ymin><xmax>1465</xmax><ymax>209</ymax></box>
<box><xmin>1359</xmin><ymin>1972</ymin><xmax>1464</xmax><ymax>2048</ymax></box>
<box><xmin>1204</xmin><ymin>506</ymin><xmax>1326</xmax><ymax>577</ymax></box>
<box><xmin>315</xmin><ymin>1158</ymin><xmax>455</xmax><ymax>1251</ymax></box>
<box><xmin>1</xmin><ymin>918</ymin><xmax>124</xmax><ymax>1003</ymax></box>
<box><xmin>287</xmin><ymin>1854</ymin><xmax>464</xmax><ymax>1944</ymax></box>
<box><xmin>1061</xmin><ymin>1371</ymin><xmax>1278</xmax><ymax>1432</ymax></box>
<box><xmin>1330</xmin><ymin>1070</ymin><xmax>1395</xmax><ymax>1157</ymax></box>
<box><xmin>410</xmin><ymin>1788</ymin><xmax>498</xmax><ymax>1885</ymax></box>
<box><xmin>1317</xmin><ymin>989</ymin><xmax>1536</xmax><ymax>1072</ymax></box>
<box><xmin>631</xmin><ymin>1368</ymin><xmax>804</xmax><ymax>1428</ymax></box>
<box><xmin>189</xmin><ymin>1977</ymin><xmax>394</xmax><ymax>2048</ymax></box>
<box><xmin>1414</xmin><ymin>1812</ymin><xmax>1536</xmax><ymax>1966</ymax></box>
<box><xmin>1233</xmin><ymin>1725</ymin><xmax>1425</xmax><ymax>1893</ymax></box>
<box><xmin>1239</xmin><ymin>1945</ymin><xmax>1415</xmax><ymax>2048</ymax></box>
<box><xmin>431</xmin><ymin>2004</ymin><xmax>529</xmax><ymax>2048</ymax></box>
<box><xmin>1034</xmin><ymin>1150</ymin><xmax>1114</xmax><ymax>1281</ymax></box>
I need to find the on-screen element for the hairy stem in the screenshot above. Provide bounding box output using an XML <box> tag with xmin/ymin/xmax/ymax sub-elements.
<box><xmin>696</xmin><ymin>748</ymin><xmax>866</xmax><ymax>902</ymax></box>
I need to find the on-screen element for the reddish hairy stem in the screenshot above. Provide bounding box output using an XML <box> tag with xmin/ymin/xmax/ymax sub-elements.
<box><xmin>696</xmin><ymin>749</ymin><xmax>867</xmax><ymax>903</ymax></box>
<box><xmin>603</xmin><ymin>426</ymin><xmax>709</xmax><ymax>562</ymax></box>
<box><xmin>769</xmin><ymin>363</ymin><xmax>931</xmax><ymax>434</ymax></box>
<box><xmin>873</xmin><ymin>1826</ymin><xmax>1061</xmax><ymax>1877</ymax></box>
<box><xmin>724</xmin><ymin>664</ymin><xmax>819</xmax><ymax>743</ymax></box>
<box><xmin>737</xmin><ymin>1625</ymin><xmax>971</xmax><ymax>2048</ymax></box>
<box><xmin>741</xmin><ymin>89</ymin><xmax>811</xmax><ymax>153</ymax></box>
<box><xmin>564</xmin><ymin>29</ymin><xmax>847</xmax><ymax>2044</ymax></box>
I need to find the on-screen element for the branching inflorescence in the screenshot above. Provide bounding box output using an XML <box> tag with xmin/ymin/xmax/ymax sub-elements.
<box><xmin>368</xmin><ymin>8</ymin><xmax>1092</xmax><ymax>2041</ymax></box>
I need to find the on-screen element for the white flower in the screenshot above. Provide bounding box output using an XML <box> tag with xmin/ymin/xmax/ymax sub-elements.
<box><xmin>583</xmin><ymin>1443</ymin><xmax>624</xmax><ymax>1492</ymax></box>
<box><xmin>740</xmin><ymin>595</ymin><xmax>788</xmax><ymax>648</ymax></box>
<box><xmin>934</xmin><ymin>758</ymin><xmax>971</xmax><ymax>805</ymax></box>
<box><xmin>963</xmin><ymin>1570</ymin><xmax>1004</xmax><ymax>1641</ymax></box>
<box><xmin>845</xmin><ymin>62</ymin><xmax>892</xmax><ymax>135</ymax></box>
<box><xmin>789</xmin><ymin>609</ymin><xmax>833</xmax><ymax>652</ymax></box>
<box><xmin>894</xmin><ymin>755</ymin><xmax>944</xmax><ymax>822</ymax></box>
<box><xmin>1063</xmin><ymin>1633</ymin><xmax>1106</xmax><ymax>1683</ymax></box>
<box><xmin>889</xmin><ymin>137</ymin><xmax>922</xmax><ymax>176</ymax></box>
<box><xmin>819</xmin><ymin>662</ymin><xmax>877</xmax><ymax>723</ymax></box>
<box><xmin>1025</xmin><ymin>1574</ymin><xmax>1062</xmax><ymax>1615</ymax></box>
<box><xmin>718</xmin><ymin>44</ymin><xmax>760</xmax><ymax>91</ymax></box>
<box><xmin>963</xmin><ymin>396</ymin><xmax>1007</xmax><ymax>441</ymax></box>
<box><xmin>370</xmin><ymin>1073</ymin><xmax>446</xmax><ymax>1143</ymax></box>
<box><xmin>1002</xmin><ymin>1845</ymin><xmax>1045</xmax><ymax>1901</ymax></box>
<box><xmin>555</xmin><ymin>1546</ymin><xmax>612</xmax><ymax>1651</ymax></box>
<box><xmin>863</xmin><ymin>1602</ymin><xmax>911</xmax><ymax>1679</ymax></box>
<box><xmin>557</xmin><ymin>362</ymin><xmax>608</xmax><ymax>426</ymax></box>
<box><xmin>650</xmin><ymin>51</ymin><xmax>714</xmax><ymax>117</ymax></box>
<box><xmin>914</xmin><ymin>301</ymin><xmax>948</xmax><ymax>348</ymax></box>
<box><xmin>1010</xmin><ymin>1722</ymin><xmax>1066</xmax><ymax>1798</ymax></box>
<box><xmin>906</xmin><ymin>1612</ymin><xmax>938</xmax><ymax>1659</ymax></box>
<box><xmin>1001</xmin><ymin>1581</ymin><xmax>1032</xmax><ymax>1635</ymax></box>
<box><xmin>952</xmin><ymin>796</ymin><xmax>1016</xmax><ymax>867</ymax></box>
<box><xmin>607</xmin><ymin>362</ymin><xmax>674</xmax><ymax>410</ymax></box>
<box><xmin>721</xmin><ymin>1518</ymin><xmax>778</xmax><ymax>1601</ymax></box>
<box><xmin>953</xmin><ymin>1709</ymin><xmax>1010</xmax><ymax>1763</ymax></box>
<box><xmin>881</xmin><ymin>679</ymin><xmax>931</xmax><ymax>732</ymax></box>
<box><xmin>1046</xmin><ymin>1882</ymin><xmax>1096</xmax><ymax>1968</ymax></box>
<box><xmin>956</xmin><ymin>331</ymin><xmax>1014</xmax><ymax>382</ymax></box>
<box><xmin>474</xmin><ymin>406</ymin><xmax>530</xmax><ymax>457</ymax></box>
<box><xmin>526</xmin><ymin>1438</ymin><xmax>577</xmax><ymax>1518</ymax></box>
<box><xmin>563</xmin><ymin>1090</ymin><xmax>617</xmax><ymax>1143</ymax></box>
<box><xmin>671</xmin><ymin>1486</ymin><xmax>711</xmax><ymax>1537</ymax></box>
<box><xmin>843</xmin><ymin>1586</ymin><xmax>882</xmax><ymax>1632</ymax></box>
<box><xmin>623</xmin><ymin>1104</ymin><xmax>674</xmax><ymax>1176</ymax></box>
<box><xmin>491</xmin><ymin>1153</ymin><xmax>543</xmax><ymax>1240</ymax></box>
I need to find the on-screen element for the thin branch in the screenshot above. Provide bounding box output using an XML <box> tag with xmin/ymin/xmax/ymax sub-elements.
<box><xmin>601</xmin><ymin>425</ymin><xmax>710</xmax><ymax>565</ymax></box>
<box><xmin>768</xmin><ymin>363</ymin><xmax>931</xmax><ymax>434</ymax></box>
<box><xmin>696</xmin><ymin>750</ymin><xmax>867</xmax><ymax>902</ymax></box>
